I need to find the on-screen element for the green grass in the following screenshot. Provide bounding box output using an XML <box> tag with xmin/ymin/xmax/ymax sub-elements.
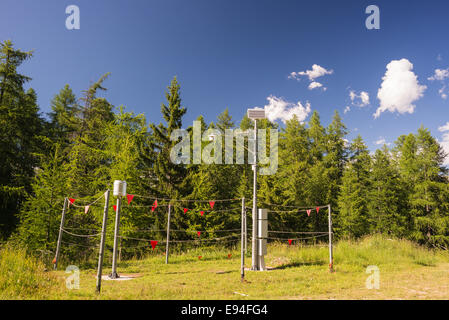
<box><xmin>0</xmin><ymin>244</ymin><xmax>63</xmax><ymax>299</ymax></box>
<box><xmin>2</xmin><ymin>235</ymin><xmax>449</xmax><ymax>300</ymax></box>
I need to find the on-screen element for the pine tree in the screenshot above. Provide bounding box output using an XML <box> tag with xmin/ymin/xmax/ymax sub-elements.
<box><xmin>0</xmin><ymin>41</ymin><xmax>42</xmax><ymax>239</ymax></box>
<box><xmin>336</xmin><ymin>135</ymin><xmax>371</xmax><ymax>238</ymax></box>
<box><xmin>368</xmin><ymin>146</ymin><xmax>408</xmax><ymax>236</ymax></box>
<box><xmin>150</xmin><ymin>77</ymin><xmax>187</xmax><ymax>199</ymax></box>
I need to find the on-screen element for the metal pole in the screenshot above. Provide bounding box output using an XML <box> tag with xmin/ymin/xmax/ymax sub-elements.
<box><xmin>96</xmin><ymin>190</ymin><xmax>110</xmax><ymax>293</ymax></box>
<box><xmin>251</xmin><ymin>119</ymin><xmax>258</xmax><ymax>270</ymax></box>
<box><xmin>328</xmin><ymin>204</ymin><xmax>334</xmax><ymax>272</ymax></box>
<box><xmin>165</xmin><ymin>204</ymin><xmax>171</xmax><ymax>264</ymax></box>
<box><xmin>54</xmin><ymin>197</ymin><xmax>68</xmax><ymax>270</ymax></box>
<box><xmin>241</xmin><ymin>197</ymin><xmax>245</xmax><ymax>281</ymax></box>
<box><xmin>244</xmin><ymin>201</ymin><xmax>247</xmax><ymax>254</ymax></box>
<box><xmin>111</xmin><ymin>197</ymin><xmax>121</xmax><ymax>279</ymax></box>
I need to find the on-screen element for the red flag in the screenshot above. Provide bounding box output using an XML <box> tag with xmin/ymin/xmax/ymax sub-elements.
<box><xmin>197</xmin><ymin>231</ymin><xmax>201</xmax><ymax>237</ymax></box>
<box><xmin>150</xmin><ymin>240</ymin><xmax>158</xmax><ymax>250</ymax></box>
<box><xmin>306</xmin><ymin>209</ymin><xmax>311</xmax><ymax>216</ymax></box>
<box><xmin>113</xmin><ymin>205</ymin><xmax>117</xmax><ymax>212</ymax></box>
<box><xmin>228</xmin><ymin>253</ymin><xmax>232</xmax><ymax>259</ymax></box>
<box><xmin>84</xmin><ymin>206</ymin><xmax>89</xmax><ymax>214</ymax></box>
<box><xmin>200</xmin><ymin>211</ymin><xmax>204</xmax><ymax>216</ymax></box>
<box><xmin>69</xmin><ymin>198</ymin><xmax>76</xmax><ymax>205</ymax></box>
<box><xmin>316</xmin><ymin>207</ymin><xmax>320</xmax><ymax>214</ymax></box>
<box><xmin>151</xmin><ymin>206</ymin><xmax>155</xmax><ymax>212</ymax></box>
<box><xmin>127</xmin><ymin>194</ymin><xmax>134</xmax><ymax>205</ymax></box>
<box><xmin>198</xmin><ymin>256</ymin><xmax>202</xmax><ymax>260</ymax></box>
<box><xmin>288</xmin><ymin>239</ymin><xmax>293</xmax><ymax>245</ymax></box>
<box><xmin>52</xmin><ymin>257</ymin><xmax>56</xmax><ymax>264</ymax></box>
<box><xmin>209</xmin><ymin>201</ymin><xmax>215</xmax><ymax>209</ymax></box>
<box><xmin>184</xmin><ymin>208</ymin><xmax>188</xmax><ymax>214</ymax></box>
<box><xmin>153</xmin><ymin>199</ymin><xmax>158</xmax><ymax>208</ymax></box>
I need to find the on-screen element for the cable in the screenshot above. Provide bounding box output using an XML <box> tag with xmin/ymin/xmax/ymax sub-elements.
<box><xmin>68</xmin><ymin>192</ymin><xmax>106</xmax><ymax>208</ymax></box>
<box><xmin>61</xmin><ymin>228</ymin><xmax>101</xmax><ymax>238</ymax></box>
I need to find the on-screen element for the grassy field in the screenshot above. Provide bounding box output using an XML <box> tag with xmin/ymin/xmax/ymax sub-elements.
<box><xmin>1</xmin><ymin>235</ymin><xmax>449</xmax><ymax>300</ymax></box>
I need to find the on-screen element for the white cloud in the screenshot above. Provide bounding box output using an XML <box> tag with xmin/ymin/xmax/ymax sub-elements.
<box><xmin>289</xmin><ymin>64</ymin><xmax>333</xmax><ymax>91</ymax></box>
<box><xmin>343</xmin><ymin>106</ymin><xmax>351</xmax><ymax>114</ymax></box>
<box><xmin>438</xmin><ymin>121</ymin><xmax>449</xmax><ymax>132</ymax></box>
<box><xmin>374</xmin><ymin>58</ymin><xmax>427</xmax><ymax>118</ymax></box>
<box><xmin>349</xmin><ymin>90</ymin><xmax>370</xmax><ymax>107</ymax></box>
<box><xmin>428</xmin><ymin>68</ymin><xmax>449</xmax><ymax>81</ymax></box>
<box><xmin>308</xmin><ymin>81</ymin><xmax>323</xmax><ymax>90</ymax></box>
<box><xmin>374</xmin><ymin>137</ymin><xmax>390</xmax><ymax>146</ymax></box>
<box><xmin>429</xmin><ymin>68</ymin><xmax>449</xmax><ymax>99</ymax></box>
<box><xmin>437</xmin><ymin>122</ymin><xmax>449</xmax><ymax>165</ymax></box>
<box><xmin>438</xmin><ymin>133</ymin><xmax>449</xmax><ymax>165</ymax></box>
<box><xmin>263</xmin><ymin>95</ymin><xmax>311</xmax><ymax>124</ymax></box>
<box><xmin>296</xmin><ymin>64</ymin><xmax>333</xmax><ymax>81</ymax></box>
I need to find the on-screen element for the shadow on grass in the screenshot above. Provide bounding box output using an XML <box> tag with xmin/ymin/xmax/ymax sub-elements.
<box><xmin>269</xmin><ymin>260</ymin><xmax>326</xmax><ymax>270</ymax></box>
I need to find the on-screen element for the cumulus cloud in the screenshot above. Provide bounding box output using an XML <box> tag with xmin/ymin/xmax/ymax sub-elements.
<box><xmin>428</xmin><ymin>68</ymin><xmax>449</xmax><ymax>81</ymax></box>
<box><xmin>428</xmin><ymin>68</ymin><xmax>449</xmax><ymax>99</ymax></box>
<box><xmin>343</xmin><ymin>106</ymin><xmax>351</xmax><ymax>114</ymax></box>
<box><xmin>263</xmin><ymin>95</ymin><xmax>311</xmax><ymax>124</ymax></box>
<box><xmin>349</xmin><ymin>90</ymin><xmax>370</xmax><ymax>107</ymax></box>
<box><xmin>308</xmin><ymin>81</ymin><xmax>323</xmax><ymax>90</ymax></box>
<box><xmin>289</xmin><ymin>64</ymin><xmax>333</xmax><ymax>91</ymax></box>
<box><xmin>374</xmin><ymin>59</ymin><xmax>427</xmax><ymax>118</ymax></box>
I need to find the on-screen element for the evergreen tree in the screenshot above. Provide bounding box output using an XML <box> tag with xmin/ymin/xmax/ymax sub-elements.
<box><xmin>0</xmin><ymin>41</ymin><xmax>43</xmax><ymax>239</ymax></box>
<box><xmin>150</xmin><ymin>77</ymin><xmax>187</xmax><ymax>199</ymax></box>
<box><xmin>336</xmin><ymin>135</ymin><xmax>371</xmax><ymax>238</ymax></box>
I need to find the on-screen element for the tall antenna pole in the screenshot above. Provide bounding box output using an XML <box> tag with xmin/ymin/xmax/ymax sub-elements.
<box><xmin>251</xmin><ymin>119</ymin><xmax>258</xmax><ymax>270</ymax></box>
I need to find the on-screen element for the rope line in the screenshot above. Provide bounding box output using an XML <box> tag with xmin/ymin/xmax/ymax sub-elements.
<box><xmin>131</xmin><ymin>194</ymin><xmax>242</xmax><ymax>202</ymax></box>
<box><xmin>61</xmin><ymin>228</ymin><xmax>101</xmax><ymax>238</ymax></box>
<box><xmin>68</xmin><ymin>192</ymin><xmax>106</xmax><ymax>208</ymax></box>
<box><xmin>118</xmin><ymin>234</ymin><xmax>240</xmax><ymax>243</ymax></box>
<box><xmin>61</xmin><ymin>241</ymin><xmax>99</xmax><ymax>248</ymax></box>
<box><xmin>266</xmin><ymin>234</ymin><xmax>329</xmax><ymax>241</ymax></box>
<box><xmin>131</xmin><ymin>228</ymin><xmax>242</xmax><ymax>233</ymax></box>
<box><xmin>260</xmin><ymin>202</ymin><xmax>330</xmax><ymax>210</ymax></box>
<box><xmin>268</xmin><ymin>230</ymin><xmax>330</xmax><ymax>235</ymax></box>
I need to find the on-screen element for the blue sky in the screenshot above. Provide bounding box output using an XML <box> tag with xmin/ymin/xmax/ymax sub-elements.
<box><xmin>1</xmin><ymin>0</ymin><xmax>449</xmax><ymax>156</ymax></box>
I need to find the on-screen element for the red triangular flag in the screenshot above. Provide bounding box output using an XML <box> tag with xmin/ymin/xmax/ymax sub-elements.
<box><xmin>197</xmin><ymin>231</ymin><xmax>201</xmax><ymax>237</ymax></box>
<box><xmin>316</xmin><ymin>207</ymin><xmax>320</xmax><ymax>214</ymax></box>
<box><xmin>288</xmin><ymin>239</ymin><xmax>293</xmax><ymax>245</ymax></box>
<box><xmin>228</xmin><ymin>253</ymin><xmax>232</xmax><ymax>259</ymax></box>
<box><xmin>84</xmin><ymin>206</ymin><xmax>89</xmax><ymax>214</ymax></box>
<box><xmin>200</xmin><ymin>211</ymin><xmax>204</xmax><ymax>216</ymax></box>
<box><xmin>198</xmin><ymin>256</ymin><xmax>202</xmax><ymax>260</ymax></box>
<box><xmin>150</xmin><ymin>240</ymin><xmax>158</xmax><ymax>250</ymax></box>
<box><xmin>209</xmin><ymin>201</ymin><xmax>215</xmax><ymax>209</ymax></box>
<box><xmin>153</xmin><ymin>199</ymin><xmax>158</xmax><ymax>208</ymax></box>
<box><xmin>52</xmin><ymin>257</ymin><xmax>56</xmax><ymax>264</ymax></box>
<box><xmin>127</xmin><ymin>194</ymin><xmax>134</xmax><ymax>205</ymax></box>
<box><xmin>151</xmin><ymin>206</ymin><xmax>155</xmax><ymax>212</ymax></box>
<box><xmin>113</xmin><ymin>205</ymin><xmax>117</xmax><ymax>212</ymax></box>
<box><xmin>306</xmin><ymin>209</ymin><xmax>311</xmax><ymax>217</ymax></box>
<box><xmin>184</xmin><ymin>208</ymin><xmax>188</xmax><ymax>214</ymax></box>
<box><xmin>69</xmin><ymin>198</ymin><xmax>75</xmax><ymax>205</ymax></box>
